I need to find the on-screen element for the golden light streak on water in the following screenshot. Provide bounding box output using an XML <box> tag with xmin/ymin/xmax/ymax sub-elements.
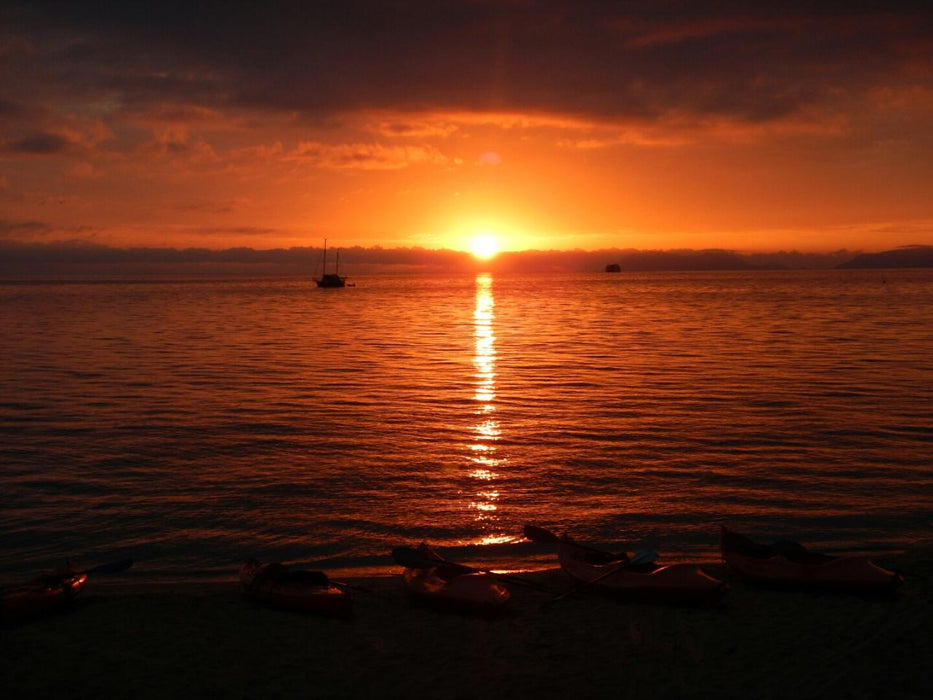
<box><xmin>469</xmin><ymin>273</ymin><xmax>506</xmax><ymax>541</ymax></box>
<box><xmin>476</xmin><ymin>534</ymin><xmax>517</xmax><ymax>546</ymax></box>
<box><xmin>475</xmin><ymin>420</ymin><xmax>501</xmax><ymax>440</ymax></box>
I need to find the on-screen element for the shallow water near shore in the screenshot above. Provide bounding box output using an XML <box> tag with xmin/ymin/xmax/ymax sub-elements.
<box><xmin>1</xmin><ymin>269</ymin><xmax>931</xmax><ymax>582</ymax></box>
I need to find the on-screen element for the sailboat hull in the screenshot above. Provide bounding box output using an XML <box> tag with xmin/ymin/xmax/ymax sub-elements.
<box><xmin>316</xmin><ymin>274</ymin><xmax>346</xmax><ymax>288</ymax></box>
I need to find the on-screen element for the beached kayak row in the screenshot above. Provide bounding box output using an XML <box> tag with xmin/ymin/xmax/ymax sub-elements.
<box><xmin>2</xmin><ymin>525</ymin><xmax>904</xmax><ymax>624</ymax></box>
<box><xmin>5</xmin><ymin>554</ymin><xmax>929</xmax><ymax>700</ymax></box>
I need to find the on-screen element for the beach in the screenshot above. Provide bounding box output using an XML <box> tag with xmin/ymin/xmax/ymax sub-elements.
<box><xmin>3</xmin><ymin>550</ymin><xmax>931</xmax><ymax>700</ymax></box>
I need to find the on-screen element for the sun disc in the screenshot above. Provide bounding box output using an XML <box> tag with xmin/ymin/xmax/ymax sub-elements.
<box><xmin>471</xmin><ymin>234</ymin><xmax>499</xmax><ymax>260</ymax></box>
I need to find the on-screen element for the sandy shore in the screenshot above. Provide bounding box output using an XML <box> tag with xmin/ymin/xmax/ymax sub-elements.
<box><xmin>3</xmin><ymin>552</ymin><xmax>931</xmax><ymax>700</ymax></box>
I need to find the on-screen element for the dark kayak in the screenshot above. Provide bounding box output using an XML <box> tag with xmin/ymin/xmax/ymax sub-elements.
<box><xmin>557</xmin><ymin>539</ymin><xmax>728</xmax><ymax>604</ymax></box>
<box><xmin>1</xmin><ymin>571</ymin><xmax>88</xmax><ymax>625</ymax></box>
<box><xmin>395</xmin><ymin>544</ymin><xmax>511</xmax><ymax>615</ymax></box>
<box><xmin>240</xmin><ymin>560</ymin><xmax>352</xmax><ymax>617</ymax></box>
<box><xmin>720</xmin><ymin>526</ymin><xmax>903</xmax><ymax>593</ymax></box>
<box><xmin>524</xmin><ymin>524</ymin><xmax>727</xmax><ymax>605</ymax></box>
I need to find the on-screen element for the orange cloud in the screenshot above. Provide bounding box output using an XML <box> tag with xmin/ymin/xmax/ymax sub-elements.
<box><xmin>284</xmin><ymin>142</ymin><xmax>453</xmax><ymax>170</ymax></box>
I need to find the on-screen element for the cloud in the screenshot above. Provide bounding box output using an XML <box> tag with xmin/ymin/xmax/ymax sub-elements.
<box><xmin>284</xmin><ymin>141</ymin><xmax>453</xmax><ymax>170</ymax></box>
<box><xmin>0</xmin><ymin>99</ymin><xmax>29</xmax><ymax>117</ymax></box>
<box><xmin>6</xmin><ymin>2</ymin><xmax>931</xmax><ymax>128</ymax></box>
<box><xmin>66</xmin><ymin>162</ymin><xmax>100</xmax><ymax>179</ymax></box>
<box><xmin>4</xmin><ymin>132</ymin><xmax>74</xmax><ymax>155</ymax></box>
<box><xmin>373</xmin><ymin>118</ymin><xmax>461</xmax><ymax>139</ymax></box>
<box><xmin>136</xmin><ymin>104</ymin><xmax>225</xmax><ymax>124</ymax></box>
<box><xmin>140</xmin><ymin>133</ymin><xmax>220</xmax><ymax>163</ymax></box>
<box><xmin>1</xmin><ymin>116</ymin><xmax>116</xmax><ymax>159</ymax></box>
<box><xmin>172</xmin><ymin>198</ymin><xmax>253</xmax><ymax>215</ymax></box>
<box><xmin>0</xmin><ymin>219</ymin><xmax>55</xmax><ymax>240</ymax></box>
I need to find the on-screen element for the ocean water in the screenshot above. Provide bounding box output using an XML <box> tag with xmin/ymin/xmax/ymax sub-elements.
<box><xmin>1</xmin><ymin>270</ymin><xmax>931</xmax><ymax>581</ymax></box>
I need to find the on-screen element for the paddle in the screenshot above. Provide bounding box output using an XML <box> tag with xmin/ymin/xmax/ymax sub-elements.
<box><xmin>391</xmin><ymin>545</ymin><xmax>553</xmax><ymax>593</ymax></box>
<box><xmin>525</xmin><ymin>526</ymin><xmax>661</xmax><ymax>607</ymax></box>
<box><xmin>392</xmin><ymin>546</ymin><xmax>470</xmax><ymax>573</ymax></box>
<box><xmin>523</xmin><ymin>524</ymin><xmax>659</xmax><ymax>565</ymax></box>
<box><xmin>523</xmin><ymin>524</ymin><xmax>627</xmax><ymax>562</ymax></box>
<box><xmin>630</xmin><ymin>550</ymin><xmax>659</xmax><ymax>566</ymax></box>
<box><xmin>32</xmin><ymin>558</ymin><xmax>134</xmax><ymax>586</ymax></box>
<box><xmin>76</xmin><ymin>558</ymin><xmax>135</xmax><ymax>576</ymax></box>
<box><xmin>543</xmin><ymin>560</ymin><xmax>629</xmax><ymax>607</ymax></box>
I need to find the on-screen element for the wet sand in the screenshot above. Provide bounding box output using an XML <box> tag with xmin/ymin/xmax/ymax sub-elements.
<box><xmin>3</xmin><ymin>552</ymin><xmax>931</xmax><ymax>699</ymax></box>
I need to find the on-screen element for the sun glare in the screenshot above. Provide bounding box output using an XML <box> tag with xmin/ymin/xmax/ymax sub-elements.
<box><xmin>471</xmin><ymin>233</ymin><xmax>500</xmax><ymax>260</ymax></box>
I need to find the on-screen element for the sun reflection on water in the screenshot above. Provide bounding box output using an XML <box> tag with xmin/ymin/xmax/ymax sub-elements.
<box><xmin>468</xmin><ymin>273</ymin><xmax>507</xmax><ymax>542</ymax></box>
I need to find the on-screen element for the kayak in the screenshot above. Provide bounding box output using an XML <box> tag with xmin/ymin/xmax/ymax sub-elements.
<box><xmin>398</xmin><ymin>544</ymin><xmax>511</xmax><ymax>615</ymax></box>
<box><xmin>240</xmin><ymin>560</ymin><xmax>352</xmax><ymax>617</ymax></box>
<box><xmin>557</xmin><ymin>540</ymin><xmax>728</xmax><ymax>604</ymax></box>
<box><xmin>720</xmin><ymin>526</ymin><xmax>903</xmax><ymax>593</ymax></box>
<box><xmin>1</xmin><ymin>570</ymin><xmax>88</xmax><ymax>624</ymax></box>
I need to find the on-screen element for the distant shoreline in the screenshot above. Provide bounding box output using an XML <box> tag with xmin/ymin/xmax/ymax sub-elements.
<box><xmin>2</xmin><ymin>243</ymin><xmax>931</xmax><ymax>277</ymax></box>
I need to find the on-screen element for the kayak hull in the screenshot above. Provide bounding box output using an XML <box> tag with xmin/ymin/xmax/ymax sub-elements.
<box><xmin>558</xmin><ymin>542</ymin><xmax>727</xmax><ymax>604</ymax></box>
<box><xmin>240</xmin><ymin>560</ymin><xmax>351</xmax><ymax>617</ymax></box>
<box><xmin>1</xmin><ymin>572</ymin><xmax>88</xmax><ymax>624</ymax></box>
<box><xmin>720</xmin><ymin>527</ymin><xmax>903</xmax><ymax>593</ymax></box>
<box><xmin>402</xmin><ymin>565</ymin><xmax>511</xmax><ymax>615</ymax></box>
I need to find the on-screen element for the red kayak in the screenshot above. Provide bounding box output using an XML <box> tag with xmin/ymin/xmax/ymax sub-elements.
<box><xmin>720</xmin><ymin>526</ymin><xmax>903</xmax><ymax>593</ymax></box>
<box><xmin>240</xmin><ymin>560</ymin><xmax>352</xmax><ymax>617</ymax></box>
<box><xmin>396</xmin><ymin>544</ymin><xmax>511</xmax><ymax>615</ymax></box>
<box><xmin>1</xmin><ymin>570</ymin><xmax>88</xmax><ymax>625</ymax></box>
<box><xmin>557</xmin><ymin>540</ymin><xmax>728</xmax><ymax>604</ymax></box>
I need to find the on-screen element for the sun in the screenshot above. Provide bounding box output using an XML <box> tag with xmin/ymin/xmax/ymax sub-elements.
<box><xmin>471</xmin><ymin>233</ymin><xmax>500</xmax><ymax>260</ymax></box>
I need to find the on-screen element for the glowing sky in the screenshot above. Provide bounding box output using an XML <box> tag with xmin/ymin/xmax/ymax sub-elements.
<box><xmin>2</xmin><ymin>1</ymin><xmax>932</xmax><ymax>254</ymax></box>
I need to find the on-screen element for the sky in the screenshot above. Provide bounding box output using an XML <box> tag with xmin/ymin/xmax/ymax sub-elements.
<box><xmin>2</xmin><ymin>1</ymin><xmax>932</xmax><ymax>256</ymax></box>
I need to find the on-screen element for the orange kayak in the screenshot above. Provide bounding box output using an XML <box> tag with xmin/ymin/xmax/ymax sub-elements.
<box><xmin>1</xmin><ymin>571</ymin><xmax>88</xmax><ymax>625</ymax></box>
<box><xmin>240</xmin><ymin>560</ymin><xmax>352</xmax><ymax>617</ymax></box>
<box><xmin>558</xmin><ymin>540</ymin><xmax>728</xmax><ymax>604</ymax></box>
<box><xmin>720</xmin><ymin>526</ymin><xmax>903</xmax><ymax>593</ymax></box>
<box><xmin>399</xmin><ymin>544</ymin><xmax>511</xmax><ymax>615</ymax></box>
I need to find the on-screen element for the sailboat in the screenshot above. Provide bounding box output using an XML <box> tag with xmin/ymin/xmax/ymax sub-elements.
<box><xmin>315</xmin><ymin>239</ymin><xmax>348</xmax><ymax>288</ymax></box>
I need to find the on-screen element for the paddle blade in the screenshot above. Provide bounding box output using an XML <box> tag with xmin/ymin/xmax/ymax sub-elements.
<box><xmin>523</xmin><ymin>524</ymin><xmax>562</xmax><ymax>544</ymax></box>
<box><xmin>630</xmin><ymin>550</ymin><xmax>658</xmax><ymax>566</ymax></box>
<box><xmin>83</xmin><ymin>558</ymin><xmax>134</xmax><ymax>575</ymax></box>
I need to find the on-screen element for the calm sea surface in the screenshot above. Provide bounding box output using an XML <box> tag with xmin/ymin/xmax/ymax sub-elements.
<box><xmin>1</xmin><ymin>270</ymin><xmax>931</xmax><ymax>581</ymax></box>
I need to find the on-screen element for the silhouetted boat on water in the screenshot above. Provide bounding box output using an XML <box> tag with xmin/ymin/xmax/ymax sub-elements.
<box><xmin>316</xmin><ymin>239</ymin><xmax>349</xmax><ymax>288</ymax></box>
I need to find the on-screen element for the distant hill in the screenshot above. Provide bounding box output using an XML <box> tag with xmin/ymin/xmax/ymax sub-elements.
<box><xmin>613</xmin><ymin>249</ymin><xmax>754</xmax><ymax>272</ymax></box>
<box><xmin>489</xmin><ymin>248</ymin><xmax>762</xmax><ymax>273</ymax></box>
<box><xmin>836</xmin><ymin>245</ymin><xmax>933</xmax><ymax>269</ymax></box>
<box><xmin>2</xmin><ymin>240</ymin><xmax>931</xmax><ymax>276</ymax></box>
